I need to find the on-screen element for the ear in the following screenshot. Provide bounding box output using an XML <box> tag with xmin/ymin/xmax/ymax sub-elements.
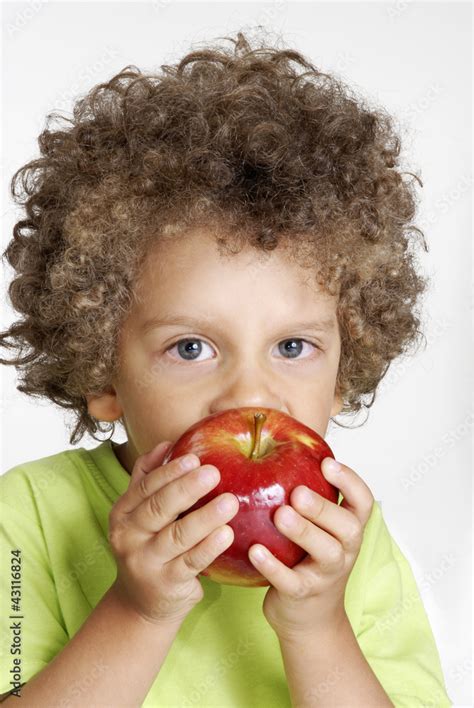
<box><xmin>86</xmin><ymin>387</ymin><xmax>124</xmax><ymax>422</ymax></box>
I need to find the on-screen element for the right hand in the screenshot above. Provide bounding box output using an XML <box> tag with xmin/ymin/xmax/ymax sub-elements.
<box><xmin>108</xmin><ymin>440</ymin><xmax>239</xmax><ymax>626</ymax></box>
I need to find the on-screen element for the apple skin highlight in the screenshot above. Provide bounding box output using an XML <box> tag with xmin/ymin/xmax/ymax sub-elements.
<box><xmin>162</xmin><ymin>407</ymin><xmax>338</xmax><ymax>587</ymax></box>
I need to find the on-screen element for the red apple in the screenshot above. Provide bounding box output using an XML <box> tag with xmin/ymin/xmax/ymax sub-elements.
<box><xmin>162</xmin><ymin>407</ymin><xmax>338</xmax><ymax>587</ymax></box>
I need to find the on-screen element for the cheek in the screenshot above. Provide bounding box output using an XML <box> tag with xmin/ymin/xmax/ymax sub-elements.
<box><xmin>120</xmin><ymin>343</ymin><xmax>172</xmax><ymax>392</ymax></box>
<box><xmin>295</xmin><ymin>399</ymin><xmax>333</xmax><ymax>436</ymax></box>
<box><xmin>287</xmin><ymin>369</ymin><xmax>339</xmax><ymax>436</ymax></box>
<box><xmin>119</xmin><ymin>364</ymin><xmax>203</xmax><ymax>445</ymax></box>
<box><xmin>122</xmin><ymin>393</ymin><xmax>185</xmax><ymax>453</ymax></box>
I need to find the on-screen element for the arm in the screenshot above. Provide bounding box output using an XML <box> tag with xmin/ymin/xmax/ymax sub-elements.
<box><xmin>278</xmin><ymin>612</ymin><xmax>394</xmax><ymax>708</ymax></box>
<box><xmin>0</xmin><ymin>584</ymin><xmax>183</xmax><ymax>708</ymax></box>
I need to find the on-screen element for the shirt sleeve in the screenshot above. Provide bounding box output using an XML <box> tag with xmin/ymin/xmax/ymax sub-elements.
<box><xmin>0</xmin><ymin>473</ymin><xmax>69</xmax><ymax>696</ymax></box>
<box><xmin>356</xmin><ymin>502</ymin><xmax>452</xmax><ymax>707</ymax></box>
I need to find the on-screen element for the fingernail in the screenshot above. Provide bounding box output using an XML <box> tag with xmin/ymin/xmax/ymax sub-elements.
<box><xmin>159</xmin><ymin>441</ymin><xmax>174</xmax><ymax>460</ymax></box>
<box><xmin>149</xmin><ymin>441</ymin><xmax>172</xmax><ymax>463</ymax></box>
<box><xmin>217</xmin><ymin>495</ymin><xmax>235</xmax><ymax>514</ymax></box>
<box><xmin>324</xmin><ymin>458</ymin><xmax>341</xmax><ymax>473</ymax></box>
<box><xmin>250</xmin><ymin>546</ymin><xmax>267</xmax><ymax>562</ymax></box>
<box><xmin>279</xmin><ymin>506</ymin><xmax>296</xmax><ymax>526</ymax></box>
<box><xmin>198</xmin><ymin>466</ymin><xmax>219</xmax><ymax>486</ymax></box>
<box><xmin>181</xmin><ymin>454</ymin><xmax>200</xmax><ymax>471</ymax></box>
<box><xmin>297</xmin><ymin>486</ymin><xmax>312</xmax><ymax>506</ymax></box>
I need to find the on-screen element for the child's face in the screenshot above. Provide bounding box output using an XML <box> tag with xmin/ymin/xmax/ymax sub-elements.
<box><xmin>87</xmin><ymin>228</ymin><xmax>343</xmax><ymax>473</ymax></box>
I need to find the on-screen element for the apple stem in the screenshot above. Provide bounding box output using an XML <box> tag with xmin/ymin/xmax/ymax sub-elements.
<box><xmin>249</xmin><ymin>412</ymin><xmax>266</xmax><ymax>459</ymax></box>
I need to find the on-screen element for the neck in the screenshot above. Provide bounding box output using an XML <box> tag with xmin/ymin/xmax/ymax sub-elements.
<box><xmin>111</xmin><ymin>441</ymin><xmax>133</xmax><ymax>476</ymax></box>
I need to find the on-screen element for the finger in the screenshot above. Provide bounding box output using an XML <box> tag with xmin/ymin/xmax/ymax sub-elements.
<box><xmin>149</xmin><ymin>492</ymin><xmax>239</xmax><ymax>563</ymax></box>
<box><xmin>320</xmin><ymin>458</ymin><xmax>375</xmax><ymax>527</ymax></box>
<box><xmin>118</xmin><ymin>445</ymin><xmax>200</xmax><ymax>514</ymax></box>
<box><xmin>248</xmin><ymin>543</ymin><xmax>302</xmax><ymax>596</ymax></box>
<box><xmin>288</xmin><ymin>485</ymin><xmax>364</xmax><ymax>554</ymax></box>
<box><xmin>273</xmin><ymin>505</ymin><xmax>346</xmax><ymax>570</ymax></box>
<box><xmin>165</xmin><ymin>524</ymin><xmax>235</xmax><ymax>584</ymax></box>
<box><xmin>126</xmin><ymin>462</ymin><xmax>222</xmax><ymax>534</ymax></box>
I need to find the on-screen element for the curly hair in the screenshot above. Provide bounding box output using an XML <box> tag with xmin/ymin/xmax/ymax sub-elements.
<box><xmin>0</xmin><ymin>29</ymin><xmax>429</xmax><ymax>446</ymax></box>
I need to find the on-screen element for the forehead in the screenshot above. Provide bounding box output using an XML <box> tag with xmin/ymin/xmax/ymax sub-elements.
<box><xmin>133</xmin><ymin>228</ymin><xmax>336</xmax><ymax>322</ymax></box>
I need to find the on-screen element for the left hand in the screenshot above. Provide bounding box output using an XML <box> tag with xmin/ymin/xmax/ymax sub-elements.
<box><xmin>248</xmin><ymin>457</ymin><xmax>375</xmax><ymax>641</ymax></box>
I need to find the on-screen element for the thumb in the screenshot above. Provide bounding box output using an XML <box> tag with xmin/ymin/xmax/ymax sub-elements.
<box><xmin>131</xmin><ymin>440</ymin><xmax>174</xmax><ymax>485</ymax></box>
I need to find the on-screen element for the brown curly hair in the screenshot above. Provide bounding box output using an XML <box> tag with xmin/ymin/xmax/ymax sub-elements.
<box><xmin>0</xmin><ymin>29</ymin><xmax>429</xmax><ymax>446</ymax></box>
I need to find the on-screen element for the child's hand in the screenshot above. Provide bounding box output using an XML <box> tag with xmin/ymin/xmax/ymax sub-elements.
<box><xmin>247</xmin><ymin>458</ymin><xmax>375</xmax><ymax>641</ymax></box>
<box><xmin>108</xmin><ymin>441</ymin><xmax>239</xmax><ymax>626</ymax></box>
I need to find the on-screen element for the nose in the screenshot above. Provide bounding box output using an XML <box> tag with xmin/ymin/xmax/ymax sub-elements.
<box><xmin>208</xmin><ymin>363</ymin><xmax>287</xmax><ymax>415</ymax></box>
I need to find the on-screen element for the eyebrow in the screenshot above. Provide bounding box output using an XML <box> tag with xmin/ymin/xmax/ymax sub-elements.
<box><xmin>141</xmin><ymin>314</ymin><xmax>337</xmax><ymax>336</ymax></box>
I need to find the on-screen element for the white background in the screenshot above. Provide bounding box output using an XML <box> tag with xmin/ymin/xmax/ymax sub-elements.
<box><xmin>1</xmin><ymin>2</ymin><xmax>472</xmax><ymax>705</ymax></box>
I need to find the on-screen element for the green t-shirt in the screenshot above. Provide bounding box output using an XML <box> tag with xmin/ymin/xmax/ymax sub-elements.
<box><xmin>0</xmin><ymin>440</ymin><xmax>452</xmax><ymax>706</ymax></box>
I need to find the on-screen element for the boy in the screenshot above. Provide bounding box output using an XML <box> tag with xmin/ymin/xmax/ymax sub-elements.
<box><xmin>0</xmin><ymin>31</ymin><xmax>451</xmax><ymax>706</ymax></box>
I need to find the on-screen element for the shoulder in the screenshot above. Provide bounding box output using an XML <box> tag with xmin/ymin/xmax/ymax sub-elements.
<box><xmin>0</xmin><ymin>447</ymin><xmax>86</xmax><ymax>515</ymax></box>
<box><xmin>357</xmin><ymin>499</ymin><xmax>390</xmax><ymax>563</ymax></box>
<box><xmin>345</xmin><ymin>500</ymin><xmax>399</xmax><ymax>620</ymax></box>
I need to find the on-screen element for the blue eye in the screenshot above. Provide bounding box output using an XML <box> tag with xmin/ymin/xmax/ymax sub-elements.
<box><xmin>277</xmin><ymin>338</ymin><xmax>316</xmax><ymax>359</ymax></box>
<box><xmin>165</xmin><ymin>337</ymin><xmax>318</xmax><ymax>363</ymax></box>
<box><xmin>167</xmin><ymin>338</ymin><xmax>215</xmax><ymax>362</ymax></box>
